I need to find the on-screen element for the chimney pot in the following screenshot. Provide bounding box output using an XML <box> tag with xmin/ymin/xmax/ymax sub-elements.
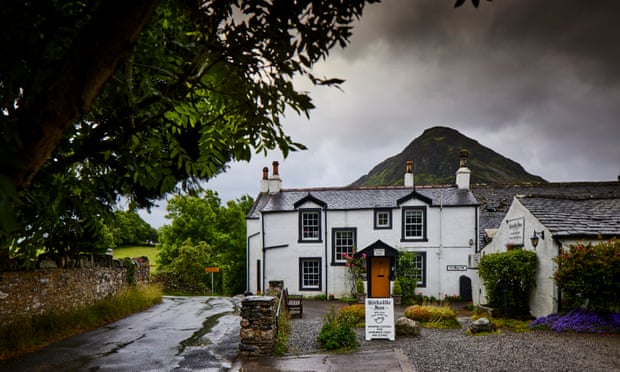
<box><xmin>459</xmin><ymin>149</ymin><xmax>469</xmax><ymax>168</ymax></box>
<box><xmin>404</xmin><ymin>160</ymin><xmax>415</xmax><ymax>187</ymax></box>
<box><xmin>262</xmin><ymin>167</ymin><xmax>269</xmax><ymax>180</ymax></box>
<box><xmin>272</xmin><ymin>161</ymin><xmax>279</xmax><ymax>176</ymax></box>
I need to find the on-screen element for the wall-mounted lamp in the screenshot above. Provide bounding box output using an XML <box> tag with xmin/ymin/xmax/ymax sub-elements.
<box><xmin>530</xmin><ymin>230</ymin><xmax>545</xmax><ymax>249</ymax></box>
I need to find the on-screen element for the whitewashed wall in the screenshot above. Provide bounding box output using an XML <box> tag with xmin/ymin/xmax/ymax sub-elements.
<box><xmin>249</xmin><ymin>196</ymin><xmax>478</xmax><ymax>299</ymax></box>
<box><xmin>476</xmin><ymin>197</ymin><xmax>558</xmax><ymax>317</ymax></box>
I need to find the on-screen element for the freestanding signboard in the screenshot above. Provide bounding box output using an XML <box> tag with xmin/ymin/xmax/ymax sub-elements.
<box><xmin>365</xmin><ymin>297</ymin><xmax>395</xmax><ymax>341</ymax></box>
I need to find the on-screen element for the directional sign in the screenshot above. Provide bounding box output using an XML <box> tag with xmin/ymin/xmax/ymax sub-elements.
<box><xmin>205</xmin><ymin>267</ymin><xmax>220</xmax><ymax>273</ymax></box>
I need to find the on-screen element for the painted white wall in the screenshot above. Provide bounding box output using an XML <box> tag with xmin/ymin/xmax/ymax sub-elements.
<box><xmin>248</xmin><ymin>195</ymin><xmax>478</xmax><ymax>300</ymax></box>
<box><xmin>475</xmin><ymin>197</ymin><xmax>558</xmax><ymax>317</ymax></box>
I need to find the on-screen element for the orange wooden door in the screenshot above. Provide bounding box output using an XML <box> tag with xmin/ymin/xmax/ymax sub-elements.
<box><xmin>370</xmin><ymin>257</ymin><xmax>390</xmax><ymax>298</ymax></box>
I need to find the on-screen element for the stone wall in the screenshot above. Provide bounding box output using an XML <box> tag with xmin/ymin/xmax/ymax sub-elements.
<box><xmin>239</xmin><ymin>296</ymin><xmax>277</xmax><ymax>356</ymax></box>
<box><xmin>0</xmin><ymin>258</ymin><xmax>149</xmax><ymax>327</ymax></box>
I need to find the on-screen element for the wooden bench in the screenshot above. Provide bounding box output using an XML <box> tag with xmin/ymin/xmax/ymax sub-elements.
<box><xmin>283</xmin><ymin>288</ymin><xmax>303</xmax><ymax>318</ymax></box>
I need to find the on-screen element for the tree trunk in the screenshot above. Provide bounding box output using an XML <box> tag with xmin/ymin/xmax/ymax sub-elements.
<box><xmin>9</xmin><ymin>0</ymin><xmax>160</xmax><ymax>191</ymax></box>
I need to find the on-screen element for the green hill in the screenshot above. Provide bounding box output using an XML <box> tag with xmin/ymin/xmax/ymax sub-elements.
<box><xmin>350</xmin><ymin>126</ymin><xmax>546</xmax><ymax>187</ymax></box>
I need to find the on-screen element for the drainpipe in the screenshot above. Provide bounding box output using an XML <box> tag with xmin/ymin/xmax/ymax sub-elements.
<box><xmin>261</xmin><ymin>213</ymin><xmax>266</xmax><ymax>294</ymax></box>
<box><xmin>324</xmin><ymin>207</ymin><xmax>329</xmax><ymax>299</ymax></box>
<box><xmin>438</xmin><ymin>192</ymin><xmax>443</xmax><ymax>299</ymax></box>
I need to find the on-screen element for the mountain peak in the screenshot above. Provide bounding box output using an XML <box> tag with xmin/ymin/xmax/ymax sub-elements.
<box><xmin>350</xmin><ymin>126</ymin><xmax>546</xmax><ymax>187</ymax></box>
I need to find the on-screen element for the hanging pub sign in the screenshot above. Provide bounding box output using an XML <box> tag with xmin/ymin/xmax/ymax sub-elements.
<box><xmin>365</xmin><ymin>298</ymin><xmax>395</xmax><ymax>341</ymax></box>
<box><xmin>507</xmin><ymin>217</ymin><xmax>524</xmax><ymax>246</ymax></box>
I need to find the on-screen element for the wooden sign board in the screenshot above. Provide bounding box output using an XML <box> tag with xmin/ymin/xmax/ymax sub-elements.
<box><xmin>204</xmin><ymin>267</ymin><xmax>220</xmax><ymax>273</ymax></box>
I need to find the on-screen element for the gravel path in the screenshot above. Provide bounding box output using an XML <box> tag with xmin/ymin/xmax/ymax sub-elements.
<box><xmin>286</xmin><ymin>317</ymin><xmax>620</xmax><ymax>372</ymax></box>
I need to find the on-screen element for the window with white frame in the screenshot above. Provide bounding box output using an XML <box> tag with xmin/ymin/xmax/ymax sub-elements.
<box><xmin>402</xmin><ymin>206</ymin><xmax>426</xmax><ymax>241</ymax></box>
<box><xmin>374</xmin><ymin>209</ymin><xmax>392</xmax><ymax>229</ymax></box>
<box><xmin>332</xmin><ymin>228</ymin><xmax>356</xmax><ymax>264</ymax></box>
<box><xmin>299</xmin><ymin>257</ymin><xmax>321</xmax><ymax>290</ymax></box>
<box><xmin>299</xmin><ymin>209</ymin><xmax>321</xmax><ymax>242</ymax></box>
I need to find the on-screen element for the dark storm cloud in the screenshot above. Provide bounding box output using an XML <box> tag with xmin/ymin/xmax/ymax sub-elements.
<box><xmin>140</xmin><ymin>1</ymin><xmax>620</xmax><ymax>228</ymax></box>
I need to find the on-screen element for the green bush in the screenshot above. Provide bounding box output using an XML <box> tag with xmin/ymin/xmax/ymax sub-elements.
<box><xmin>355</xmin><ymin>277</ymin><xmax>364</xmax><ymax>294</ymax></box>
<box><xmin>553</xmin><ymin>239</ymin><xmax>620</xmax><ymax>312</ymax></box>
<box><xmin>338</xmin><ymin>304</ymin><xmax>365</xmax><ymax>327</ymax></box>
<box><xmin>479</xmin><ymin>249</ymin><xmax>537</xmax><ymax>318</ymax></box>
<box><xmin>395</xmin><ymin>251</ymin><xmax>419</xmax><ymax>304</ymax></box>
<box><xmin>392</xmin><ymin>278</ymin><xmax>402</xmax><ymax>295</ymax></box>
<box><xmin>404</xmin><ymin>304</ymin><xmax>460</xmax><ymax>328</ymax></box>
<box><xmin>318</xmin><ymin>307</ymin><xmax>358</xmax><ymax>351</ymax></box>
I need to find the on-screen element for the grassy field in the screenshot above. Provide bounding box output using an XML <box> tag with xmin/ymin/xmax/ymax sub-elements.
<box><xmin>113</xmin><ymin>245</ymin><xmax>160</xmax><ymax>272</ymax></box>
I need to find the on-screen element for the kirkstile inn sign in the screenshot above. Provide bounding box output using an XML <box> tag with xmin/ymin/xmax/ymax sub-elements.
<box><xmin>365</xmin><ymin>298</ymin><xmax>395</xmax><ymax>341</ymax></box>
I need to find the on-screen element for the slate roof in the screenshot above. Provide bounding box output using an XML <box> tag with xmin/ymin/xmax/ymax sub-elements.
<box><xmin>472</xmin><ymin>181</ymin><xmax>620</xmax><ymax>244</ymax></box>
<box><xmin>518</xmin><ymin>196</ymin><xmax>620</xmax><ymax>238</ymax></box>
<box><xmin>247</xmin><ymin>186</ymin><xmax>478</xmax><ymax>218</ymax></box>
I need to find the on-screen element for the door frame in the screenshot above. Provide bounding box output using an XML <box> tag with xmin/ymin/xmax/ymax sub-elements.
<box><xmin>355</xmin><ymin>240</ymin><xmax>399</xmax><ymax>298</ymax></box>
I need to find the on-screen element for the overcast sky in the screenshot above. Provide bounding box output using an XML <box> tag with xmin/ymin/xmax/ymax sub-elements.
<box><xmin>140</xmin><ymin>0</ymin><xmax>620</xmax><ymax>228</ymax></box>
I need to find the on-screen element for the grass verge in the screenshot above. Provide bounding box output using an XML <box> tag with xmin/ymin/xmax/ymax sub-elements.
<box><xmin>0</xmin><ymin>284</ymin><xmax>163</xmax><ymax>360</ymax></box>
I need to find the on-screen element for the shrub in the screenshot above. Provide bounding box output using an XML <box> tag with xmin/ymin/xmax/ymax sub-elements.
<box><xmin>479</xmin><ymin>249</ymin><xmax>537</xmax><ymax>318</ymax></box>
<box><xmin>404</xmin><ymin>305</ymin><xmax>460</xmax><ymax>328</ymax></box>
<box><xmin>338</xmin><ymin>304</ymin><xmax>365</xmax><ymax>327</ymax></box>
<box><xmin>395</xmin><ymin>251</ymin><xmax>419</xmax><ymax>304</ymax></box>
<box><xmin>355</xmin><ymin>277</ymin><xmax>365</xmax><ymax>295</ymax></box>
<box><xmin>553</xmin><ymin>239</ymin><xmax>620</xmax><ymax>312</ymax></box>
<box><xmin>318</xmin><ymin>307</ymin><xmax>358</xmax><ymax>351</ymax></box>
<box><xmin>530</xmin><ymin>308</ymin><xmax>620</xmax><ymax>334</ymax></box>
<box><xmin>392</xmin><ymin>278</ymin><xmax>402</xmax><ymax>295</ymax></box>
<box><xmin>274</xmin><ymin>307</ymin><xmax>290</xmax><ymax>355</ymax></box>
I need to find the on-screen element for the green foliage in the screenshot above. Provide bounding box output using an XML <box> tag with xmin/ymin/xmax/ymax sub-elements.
<box><xmin>404</xmin><ymin>304</ymin><xmax>460</xmax><ymax>329</ymax></box>
<box><xmin>0</xmin><ymin>0</ymin><xmax>375</xmax><ymax>260</ymax></box>
<box><xmin>338</xmin><ymin>304</ymin><xmax>366</xmax><ymax>328</ymax></box>
<box><xmin>123</xmin><ymin>257</ymin><xmax>136</xmax><ymax>285</ymax></box>
<box><xmin>112</xmin><ymin>210</ymin><xmax>157</xmax><ymax>246</ymax></box>
<box><xmin>395</xmin><ymin>251</ymin><xmax>419</xmax><ymax>304</ymax></box>
<box><xmin>0</xmin><ymin>284</ymin><xmax>162</xmax><ymax>359</ymax></box>
<box><xmin>156</xmin><ymin>192</ymin><xmax>251</xmax><ymax>295</ymax></box>
<box><xmin>553</xmin><ymin>239</ymin><xmax>620</xmax><ymax>312</ymax></box>
<box><xmin>479</xmin><ymin>249</ymin><xmax>538</xmax><ymax>318</ymax></box>
<box><xmin>392</xmin><ymin>278</ymin><xmax>402</xmax><ymax>295</ymax></box>
<box><xmin>355</xmin><ymin>277</ymin><xmax>365</xmax><ymax>295</ymax></box>
<box><xmin>274</xmin><ymin>307</ymin><xmax>291</xmax><ymax>356</ymax></box>
<box><xmin>318</xmin><ymin>307</ymin><xmax>359</xmax><ymax>351</ymax></box>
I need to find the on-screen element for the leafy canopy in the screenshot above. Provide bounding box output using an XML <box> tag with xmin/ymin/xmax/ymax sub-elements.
<box><xmin>0</xmin><ymin>0</ymin><xmax>378</xmax><ymax>260</ymax></box>
<box><xmin>156</xmin><ymin>191</ymin><xmax>252</xmax><ymax>295</ymax></box>
<box><xmin>553</xmin><ymin>239</ymin><xmax>620</xmax><ymax>313</ymax></box>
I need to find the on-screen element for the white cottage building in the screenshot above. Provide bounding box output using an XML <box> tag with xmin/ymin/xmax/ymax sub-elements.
<box><xmin>246</xmin><ymin>155</ymin><xmax>480</xmax><ymax>300</ymax></box>
<box><xmin>476</xmin><ymin>194</ymin><xmax>620</xmax><ymax>317</ymax></box>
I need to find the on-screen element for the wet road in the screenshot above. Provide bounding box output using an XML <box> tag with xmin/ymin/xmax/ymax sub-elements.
<box><xmin>0</xmin><ymin>296</ymin><xmax>241</xmax><ymax>372</ymax></box>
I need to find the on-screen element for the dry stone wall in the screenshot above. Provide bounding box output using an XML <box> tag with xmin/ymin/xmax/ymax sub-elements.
<box><xmin>0</xmin><ymin>257</ymin><xmax>149</xmax><ymax>327</ymax></box>
<box><xmin>239</xmin><ymin>296</ymin><xmax>277</xmax><ymax>356</ymax></box>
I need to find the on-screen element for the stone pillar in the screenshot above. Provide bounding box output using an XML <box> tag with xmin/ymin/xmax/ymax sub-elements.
<box><xmin>239</xmin><ymin>296</ymin><xmax>277</xmax><ymax>356</ymax></box>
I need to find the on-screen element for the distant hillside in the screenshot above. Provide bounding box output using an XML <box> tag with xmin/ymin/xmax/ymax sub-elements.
<box><xmin>350</xmin><ymin>126</ymin><xmax>546</xmax><ymax>187</ymax></box>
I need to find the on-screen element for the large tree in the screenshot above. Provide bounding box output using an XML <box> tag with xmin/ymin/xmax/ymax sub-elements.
<box><xmin>157</xmin><ymin>191</ymin><xmax>252</xmax><ymax>295</ymax></box>
<box><xmin>0</xmin><ymin>0</ymin><xmax>379</xmax><ymax>261</ymax></box>
<box><xmin>0</xmin><ymin>0</ymin><xmax>483</xmax><ymax>262</ymax></box>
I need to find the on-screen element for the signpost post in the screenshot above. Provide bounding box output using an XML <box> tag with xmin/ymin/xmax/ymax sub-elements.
<box><xmin>204</xmin><ymin>267</ymin><xmax>220</xmax><ymax>295</ymax></box>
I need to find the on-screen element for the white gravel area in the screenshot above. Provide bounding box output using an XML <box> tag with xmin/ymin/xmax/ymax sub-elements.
<box><xmin>286</xmin><ymin>317</ymin><xmax>620</xmax><ymax>372</ymax></box>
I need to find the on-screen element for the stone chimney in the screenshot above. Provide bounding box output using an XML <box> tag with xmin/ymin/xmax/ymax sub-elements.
<box><xmin>456</xmin><ymin>149</ymin><xmax>471</xmax><ymax>190</ymax></box>
<box><xmin>268</xmin><ymin>161</ymin><xmax>282</xmax><ymax>194</ymax></box>
<box><xmin>404</xmin><ymin>160</ymin><xmax>414</xmax><ymax>187</ymax></box>
<box><xmin>260</xmin><ymin>167</ymin><xmax>269</xmax><ymax>193</ymax></box>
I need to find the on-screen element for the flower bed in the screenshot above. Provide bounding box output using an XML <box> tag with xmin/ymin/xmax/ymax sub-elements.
<box><xmin>530</xmin><ymin>308</ymin><xmax>620</xmax><ymax>333</ymax></box>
